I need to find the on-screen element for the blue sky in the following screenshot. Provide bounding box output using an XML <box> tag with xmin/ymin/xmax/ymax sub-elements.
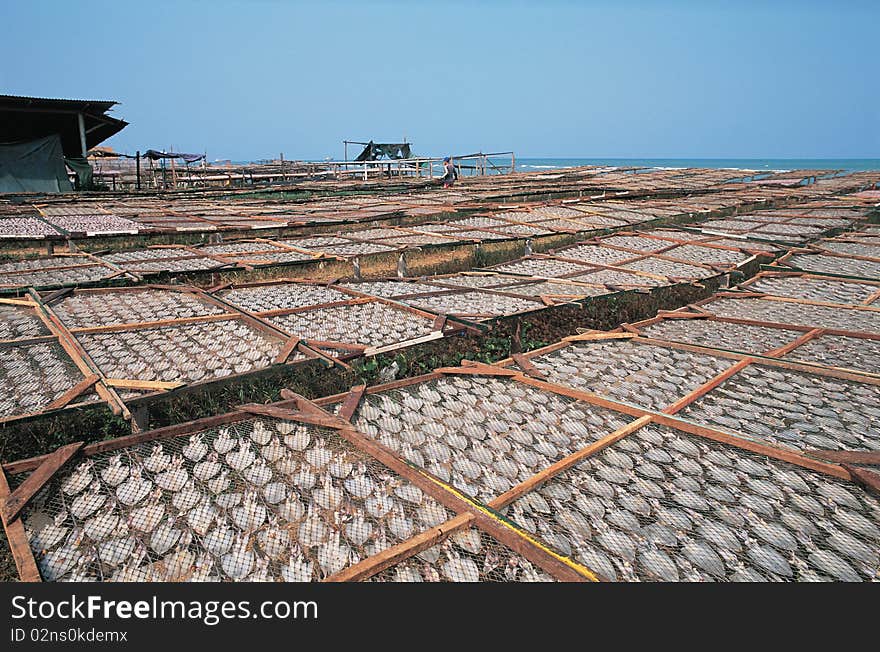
<box><xmin>2</xmin><ymin>1</ymin><xmax>877</xmax><ymax>160</ymax></box>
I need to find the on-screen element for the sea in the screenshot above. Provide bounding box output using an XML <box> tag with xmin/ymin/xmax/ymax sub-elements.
<box><xmin>513</xmin><ymin>158</ymin><xmax>880</xmax><ymax>173</ymax></box>
<box><xmin>231</xmin><ymin>157</ymin><xmax>879</xmax><ymax>175</ymax></box>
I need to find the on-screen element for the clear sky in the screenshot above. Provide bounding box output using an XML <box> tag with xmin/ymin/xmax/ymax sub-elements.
<box><xmin>2</xmin><ymin>1</ymin><xmax>877</xmax><ymax>160</ymax></box>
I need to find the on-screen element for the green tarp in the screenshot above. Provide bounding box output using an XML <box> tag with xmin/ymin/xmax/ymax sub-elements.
<box><xmin>0</xmin><ymin>134</ymin><xmax>73</xmax><ymax>193</ymax></box>
<box><xmin>64</xmin><ymin>156</ymin><xmax>94</xmax><ymax>190</ymax></box>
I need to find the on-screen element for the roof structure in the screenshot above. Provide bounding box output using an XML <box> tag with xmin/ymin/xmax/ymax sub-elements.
<box><xmin>0</xmin><ymin>94</ymin><xmax>128</xmax><ymax>156</ymax></box>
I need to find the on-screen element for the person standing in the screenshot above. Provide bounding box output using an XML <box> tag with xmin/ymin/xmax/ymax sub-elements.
<box><xmin>441</xmin><ymin>156</ymin><xmax>458</xmax><ymax>188</ymax></box>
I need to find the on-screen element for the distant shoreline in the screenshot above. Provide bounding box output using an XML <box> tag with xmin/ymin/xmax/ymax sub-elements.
<box><xmin>223</xmin><ymin>157</ymin><xmax>880</xmax><ymax>173</ymax></box>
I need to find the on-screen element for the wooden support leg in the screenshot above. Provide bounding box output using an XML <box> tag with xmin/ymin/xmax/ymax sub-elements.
<box><xmin>131</xmin><ymin>405</ymin><xmax>150</xmax><ymax>434</ymax></box>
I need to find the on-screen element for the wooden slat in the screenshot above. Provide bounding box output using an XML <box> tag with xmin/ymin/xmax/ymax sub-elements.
<box><xmin>662</xmin><ymin>358</ymin><xmax>753</xmax><ymax>415</ymax></box>
<box><xmin>337</xmin><ymin>385</ymin><xmax>366</xmax><ymax>423</ymax></box>
<box><xmin>435</xmin><ymin>363</ymin><xmax>518</xmax><ymax>377</ymax></box>
<box><xmin>562</xmin><ymin>331</ymin><xmax>637</xmax><ymax>343</ymax></box>
<box><xmin>274</xmin><ymin>335</ymin><xmax>302</xmax><ymax>364</ymax></box>
<box><xmin>490</xmin><ymin>415</ymin><xmax>653</xmax><ymax>509</ymax></box>
<box><xmin>516</xmin><ymin>376</ymin><xmax>648</xmax><ymax>419</ymax></box>
<box><xmin>324</xmin><ymin>514</ymin><xmax>474</xmax><ymax>582</ymax></box>
<box><xmin>0</xmin><ymin>298</ymin><xmax>36</xmax><ymax>307</ymax></box>
<box><xmin>763</xmin><ymin>328</ymin><xmax>824</xmax><ymax>358</ymax></box>
<box><xmin>331</xmin><ymin>423</ymin><xmax>594</xmax><ymax>582</ymax></box>
<box><xmin>27</xmin><ymin>289</ymin><xmax>130</xmax><ymax>420</ymax></box>
<box><xmin>511</xmin><ymin>353</ymin><xmax>545</xmax><ymax>379</ymax></box>
<box><xmin>44</xmin><ymin>374</ymin><xmax>99</xmax><ymax>410</ymax></box>
<box><xmin>236</xmin><ymin>403</ymin><xmax>349</xmax><ymax>430</ymax></box>
<box><xmin>649</xmin><ymin>413</ymin><xmax>852</xmax><ymax>480</ymax></box>
<box><xmin>69</xmin><ymin>313</ymin><xmax>235</xmax><ymax>335</ymax></box>
<box><xmin>3</xmin><ymin>442</ymin><xmax>84</xmax><ymax>523</ymax></box>
<box><xmin>840</xmin><ymin>464</ymin><xmax>880</xmax><ymax>494</ymax></box>
<box><xmin>0</xmin><ymin>335</ymin><xmax>58</xmax><ymax>348</ymax></box>
<box><xmin>804</xmin><ymin>450</ymin><xmax>880</xmax><ymax>465</ymax></box>
<box><xmin>104</xmin><ymin>378</ymin><xmax>184</xmax><ymax>391</ymax></box>
<box><xmin>40</xmin><ymin>287</ymin><xmax>74</xmax><ymax>306</ymax></box>
<box><xmin>656</xmin><ymin>310</ymin><xmax>710</xmax><ymax>319</ymax></box>
<box><xmin>0</xmin><ymin>466</ymin><xmax>41</xmax><ymax>582</ymax></box>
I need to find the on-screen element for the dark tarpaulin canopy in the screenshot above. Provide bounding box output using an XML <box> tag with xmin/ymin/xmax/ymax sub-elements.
<box><xmin>142</xmin><ymin>149</ymin><xmax>205</xmax><ymax>163</ymax></box>
<box><xmin>354</xmin><ymin>141</ymin><xmax>412</xmax><ymax>162</ymax></box>
<box><xmin>0</xmin><ymin>134</ymin><xmax>73</xmax><ymax>193</ymax></box>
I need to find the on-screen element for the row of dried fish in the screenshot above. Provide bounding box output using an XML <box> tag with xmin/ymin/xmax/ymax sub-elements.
<box><xmin>746</xmin><ymin>276</ymin><xmax>877</xmax><ymax>305</ymax></box>
<box><xmin>501</xmin><ymin>425</ymin><xmax>880</xmax><ymax>582</ymax></box>
<box><xmin>0</xmin><ymin>343</ymin><xmax>83</xmax><ymax>417</ymax></box>
<box><xmin>79</xmin><ymin>321</ymin><xmax>281</xmax><ymax>383</ymax></box>
<box><xmin>53</xmin><ymin>290</ymin><xmax>225</xmax><ymax>329</ymax></box>
<box><xmin>221</xmin><ymin>284</ymin><xmax>351</xmax><ymax>313</ymax></box>
<box><xmin>681</xmin><ymin>364</ymin><xmax>880</xmax><ymax>452</ymax></box>
<box><xmin>519</xmin><ymin>340</ymin><xmax>735</xmax><ymax>411</ymax></box>
<box><xmin>269</xmin><ymin>302</ymin><xmax>437</xmax><ymax>350</ymax></box>
<box><xmin>25</xmin><ymin>418</ymin><xmax>454</xmax><ymax>582</ymax></box>
<box><xmin>705</xmin><ymin>297</ymin><xmax>880</xmax><ymax>334</ymax></box>
<box><xmin>353</xmin><ymin>375</ymin><xmax>633</xmax><ymax>504</ymax></box>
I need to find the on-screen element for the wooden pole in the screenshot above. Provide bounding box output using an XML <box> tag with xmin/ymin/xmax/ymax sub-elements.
<box><xmin>77</xmin><ymin>113</ymin><xmax>87</xmax><ymax>157</ymax></box>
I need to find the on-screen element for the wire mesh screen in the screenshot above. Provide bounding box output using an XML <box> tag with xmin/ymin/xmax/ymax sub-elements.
<box><xmin>679</xmin><ymin>363</ymin><xmax>880</xmax><ymax>452</ymax></box>
<box><xmin>77</xmin><ymin>320</ymin><xmax>287</xmax><ymax>384</ymax></box>
<box><xmin>221</xmin><ymin>284</ymin><xmax>352</xmax><ymax>312</ymax></box>
<box><xmin>224</xmin><ymin>251</ymin><xmax>315</xmax><ymax>264</ymax></box>
<box><xmin>502</xmin><ymin>424</ymin><xmax>880</xmax><ymax>581</ymax></box>
<box><xmin>268</xmin><ymin>302</ymin><xmax>438</xmax><ymax>351</ymax></box>
<box><xmin>782</xmin><ymin>334</ymin><xmax>880</xmax><ymax>374</ymax></box>
<box><xmin>568</xmin><ymin>269</ymin><xmax>664</xmax><ymax>287</ymax></box>
<box><xmin>117</xmin><ymin>257</ymin><xmax>221</xmax><ymax>273</ymax></box>
<box><xmin>102</xmin><ymin>248</ymin><xmax>194</xmax><ymax>263</ymax></box>
<box><xmin>1</xmin><ymin>265</ymin><xmax>114</xmax><ymax>289</ymax></box>
<box><xmin>658</xmin><ymin>245</ymin><xmax>749</xmax><ymax>266</ymax></box>
<box><xmin>431</xmin><ymin>274</ymin><xmax>521</xmax><ymax>290</ymax></box>
<box><xmin>746</xmin><ymin>276</ymin><xmax>876</xmax><ymax>305</ymax></box>
<box><xmin>553</xmin><ymin>244</ymin><xmax>640</xmax><ymax>266</ymax></box>
<box><xmin>786</xmin><ymin>254</ymin><xmax>880</xmax><ymax>280</ymax></box>
<box><xmin>820</xmin><ymin>241</ymin><xmax>880</xmax><ymax>258</ymax></box>
<box><xmin>368</xmin><ymin>528</ymin><xmax>556</xmax><ymax>582</ymax></box>
<box><xmin>52</xmin><ymin>290</ymin><xmax>227</xmax><ymax>329</ymax></box>
<box><xmin>352</xmin><ymin>375</ymin><xmax>633</xmax><ymax>503</ymax></box>
<box><xmin>704</xmin><ymin>297</ymin><xmax>880</xmax><ymax>334</ymax></box>
<box><xmin>39</xmin><ymin>213</ymin><xmax>139</xmax><ymax>235</ymax></box>
<box><xmin>22</xmin><ymin>416</ymin><xmax>454</xmax><ymax>582</ymax></box>
<box><xmin>518</xmin><ymin>340</ymin><xmax>736</xmax><ymax>411</ymax></box>
<box><xmin>639</xmin><ymin>319</ymin><xmax>799</xmax><ymax>355</ymax></box>
<box><xmin>0</xmin><ymin>304</ymin><xmax>50</xmax><ymax>340</ymax></box>
<box><xmin>0</xmin><ymin>216</ymin><xmax>62</xmax><ymax>238</ymax></box>
<box><xmin>404</xmin><ymin>290</ymin><xmax>543</xmax><ymax>319</ymax></box>
<box><xmin>708</xmin><ymin>238</ymin><xmax>780</xmax><ymax>252</ymax></box>
<box><xmin>199</xmin><ymin>242</ymin><xmax>287</xmax><ymax>255</ymax></box>
<box><xmin>339</xmin><ymin>281</ymin><xmax>443</xmax><ymax>299</ymax></box>
<box><xmin>529</xmin><ymin>206</ymin><xmax>587</xmax><ymax>220</ymax></box>
<box><xmin>487</xmin><ymin>258</ymin><xmax>591</xmax><ymax>278</ymax></box>
<box><xmin>311</xmin><ymin>242</ymin><xmax>398</xmax><ymax>257</ymax></box>
<box><xmin>0</xmin><ymin>341</ymin><xmax>93</xmax><ymax>418</ymax></box>
<box><xmin>600</xmin><ymin>235</ymin><xmax>671</xmax><ymax>252</ymax></box>
<box><xmin>495</xmin><ymin>281</ymin><xmax>609</xmax><ymax>299</ymax></box>
<box><xmin>0</xmin><ymin>257</ymin><xmax>92</xmax><ymax>273</ymax></box>
<box><xmin>620</xmin><ymin>258</ymin><xmax>714</xmax><ymax>280</ymax></box>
